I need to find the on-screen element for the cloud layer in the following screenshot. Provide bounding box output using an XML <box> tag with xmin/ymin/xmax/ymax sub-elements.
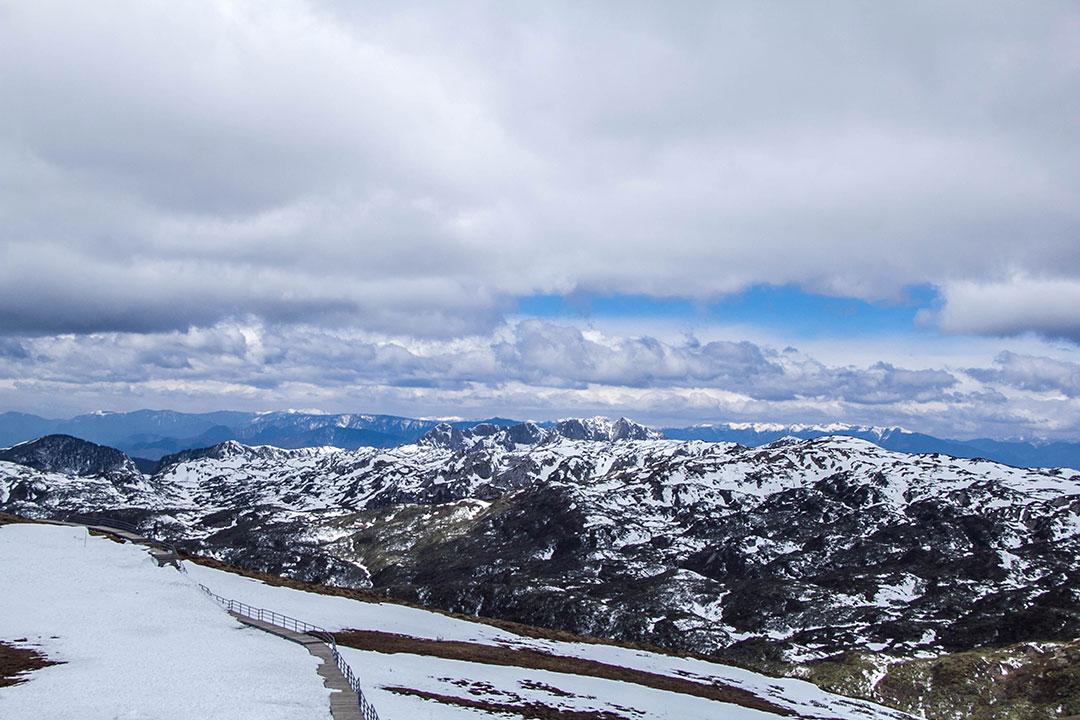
<box><xmin>2</xmin><ymin>1</ymin><xmax>1080</xmax><ymax>434</ymax></box>
<box><xmin>1</xmin><ymin>1</ymin><xmax>1078</xmax><ymax>338</ymax></box>
<box><xmin>2</xmin><ymin>318</ymin><xmax>1079</xmax><ymax>440</ymax></box>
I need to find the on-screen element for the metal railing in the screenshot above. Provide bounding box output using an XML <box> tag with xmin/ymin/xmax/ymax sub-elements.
<box><xmin>65</xmin><ymin>513</ymin><xmax>174</xmax><ymax>549</ymax></box>
<box><xmin>198</xmin><ymin>584</ymin><xmax>382</xmax><ymax>720</ymax></box>
<box><xmin>65</xmin><ymin>513</ymin><xmax>187</xmax><ymax>572</ymax></box>
<box><xmin>198</xmin><ymin>584</ymin><xmax>325</xmax><ymax>634</ymax></box>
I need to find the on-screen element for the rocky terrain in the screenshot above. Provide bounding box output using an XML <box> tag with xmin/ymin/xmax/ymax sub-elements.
<box><xmin>1</xmin><ymin>418</ymin><xmax>1078</xmax><ymax>719</ymax></box>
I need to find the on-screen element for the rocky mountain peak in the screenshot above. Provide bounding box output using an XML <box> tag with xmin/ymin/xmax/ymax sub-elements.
<box><xmin>610</xmin><ymin>416</ymin><xmax>663</xmax><ymax>440</ymax></box>
<box><xmin>553</xmin><ymin>416</ymin><xmax>661</xmax><ymax>441</ymax></box>
<box><xmin>0</xmin><ymin>434</ymin><xmax>140</xmax><ymax>478</ymax></box>
<box><xmin>419</xmin><ymin>417</ymin><xmax>662</xmax><ymax>450</ymax></box>
<box><xmin>417</xmin><ymin>423</ymin><xmax>467</xmax><ymax>450</ymax></box>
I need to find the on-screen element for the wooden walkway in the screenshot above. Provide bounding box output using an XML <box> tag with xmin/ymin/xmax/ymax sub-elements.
<box><xmin>229</xmin><ymin>614</ymin><xmax>364</xmax><ymax>720</ymax></box>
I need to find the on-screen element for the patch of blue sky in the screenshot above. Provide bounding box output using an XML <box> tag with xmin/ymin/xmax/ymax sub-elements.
<box><xmin>516</xmin><ymin>284</ymin><xmax>940</xmax><ymax>338</ymax></box>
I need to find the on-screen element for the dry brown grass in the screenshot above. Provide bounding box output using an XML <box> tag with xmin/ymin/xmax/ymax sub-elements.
<box><xmin>182</xmin><ymin>554</ymin><xmax>749</xmax><ymax>667</ymax></box>
<box><xmin>339</xmin><ymin>629</ymin><xmax>798</xmax><ymax>717</ymax></box>
<box><xmin>385</xmin><ymin>686</ymin><xmax>633</xmax><ymax>719</ymax></box>
<box><xmin>0</xmin><ymin>642</ymin><xmax>59</xmax><ymax>687</ymax></box>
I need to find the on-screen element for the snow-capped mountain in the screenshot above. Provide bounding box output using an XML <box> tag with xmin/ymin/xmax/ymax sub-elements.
<box><xmin>1</xmin><ymin>423</ymin><xmax>1078</xmax><ymax>718</ymax></box>
<box><xmin>419</xmin><ymin>416</ymin><xmax>660</xmax><ymax>450</ymax></box>
<box><xmin>661</xmin><ymin>421</ymin><xmax>1080</xmax><ymax>468</ymax></box>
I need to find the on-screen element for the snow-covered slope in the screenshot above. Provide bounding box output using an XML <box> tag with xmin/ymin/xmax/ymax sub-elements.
<box><xmin>0</xmin><ymin>521</ymin><xmax>911</xmax><ymax>719</ymax></box>
<box><xmin>183</xmin><ymin>555</ymin><xmax>911</xmax><ymax>719</ymax></box>
<box><xmin>0</xmin><ymin>523</ymin><xmax>330</xmax><ymax>720</ymax></box>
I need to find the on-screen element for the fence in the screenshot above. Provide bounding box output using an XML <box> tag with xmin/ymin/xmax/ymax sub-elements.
<box><xmin>198</xmin><ymin>584</ymin><xmax>382</xmax><ymax>720</ymax></box>
<box><xmin>65</xmin><ymin>513</ymin><xmax>178</xmax><ymax>552</ymax></box>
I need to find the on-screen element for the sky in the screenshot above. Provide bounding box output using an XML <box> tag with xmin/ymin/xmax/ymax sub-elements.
<box><xmin>1</xmin><ymin>0</ymin><xmax>1079</xmax><ymax>439</ymax></box>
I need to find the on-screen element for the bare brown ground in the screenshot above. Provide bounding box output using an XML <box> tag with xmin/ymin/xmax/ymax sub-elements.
<box><xmin>339</xmin><ymin>629</ymin><xmax>796</xmax><ymax>717</ymax></box>
<box><xmin>385</xmin><ymin>686</ymin><xmax>633</xmax><ymax>719</ymax></box>
<box><xmin>0</xmin><ymin>642</ymin><xmax>59</xmax><ymax>687</ymax></box>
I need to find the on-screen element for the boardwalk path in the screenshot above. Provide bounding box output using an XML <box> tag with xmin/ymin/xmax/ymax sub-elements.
<box><xmin>229</xmin><ymin>614</ymin><xmax>364</xmax><ymax>720</ymax></box>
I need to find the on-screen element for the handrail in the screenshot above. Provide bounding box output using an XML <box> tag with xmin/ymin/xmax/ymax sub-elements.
<box><xmin>198</xmin><ymin>584</ymin><xmax>382</xmax><ymax>720</ymax></box>
<box><xmin>65</xmin><ymin>513</ymin><xmax>187</xmax><ymax>572</ymax></box>
<box><xmin>65</xmin><ymin>513</ymin><xmax>176</xmax><ymax>550</ymax></box>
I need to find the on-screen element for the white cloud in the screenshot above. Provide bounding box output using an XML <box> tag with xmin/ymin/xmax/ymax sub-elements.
<box><xmin>0</xmin><ymin>1</ymin><xmax>1077</xmax><ymax>337</ymax></box>
<box><xmin>968</xmin><ymin>351</ymin><xmax>1080</xmax><ymax>397</ymax></box>
<box><xmin>2</xmin><ymin>1</ymin><xmax>1080</xmax><ymax>431</ymax></box>
<box><xmin>1</xmin><ymin>318</ymin><xmax>1079</xmax><ymax>439</ymax></box>
<box><xmin>936</xmin><ymin>276</ymin><xmax>1080</xmax><ymax>341</ymax></box>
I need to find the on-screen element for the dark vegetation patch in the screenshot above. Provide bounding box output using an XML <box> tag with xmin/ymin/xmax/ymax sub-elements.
<box><xmin>384</xmin><ymin>686</ymin><xmax>635</xmax><ymax>720</ymax></box>
<box><xmin>0</xmin><ymin>642</ymin><xmax>59</xmax><ymax>687</ymax></box>
<box><xmin>338</xmin><ymin>629</ymin><xmax>797</xmax><ymax>717</ymax></box>
<box><xmin>805</xmin><ymin>640</ymin><xmax>1080</xmax><ymax>720</ymax></box>
<box><xmin>0</xmin><ymin>512</ymin><xmax>36</xmax><ymax>526</ymax></box>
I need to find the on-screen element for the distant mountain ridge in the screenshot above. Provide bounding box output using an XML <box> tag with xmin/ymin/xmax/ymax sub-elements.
<box><xmin>0</xmin><ymin>410</ymin><xmax>508</xmax><ymax>460</ymax></box>
<box><xmin>661</xmin><ymin>422</ymin><xmax>1080</xmax><ymax>469</ymax></box>
<box><xmin>1</xmin><ymin>409</ymin><xmax>1079</xmax><ymax>468</ymax></box>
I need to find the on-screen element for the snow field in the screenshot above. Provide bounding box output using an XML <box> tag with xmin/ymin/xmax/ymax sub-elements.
<box><xmin>0</xmin><ymin>524</ymin><xmax>331</xmax><ymax>720</ymax></box>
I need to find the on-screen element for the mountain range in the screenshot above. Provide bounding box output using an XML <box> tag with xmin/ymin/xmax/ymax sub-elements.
<box><xmin>2</xmin><ymin>409</ymin><xmax>1079</xmax><ymax>469</ymax></box>
<box><xmin>1</xmin><ymin>421</ymin><xmax>1077</xmax><ymax>719</ymax></box>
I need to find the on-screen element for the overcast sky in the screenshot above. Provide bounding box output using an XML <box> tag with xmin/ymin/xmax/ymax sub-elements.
<box><xmin>1</xmin><ymin>0</ymin><xmax>1079</xmax><ymax>438</ymax></box>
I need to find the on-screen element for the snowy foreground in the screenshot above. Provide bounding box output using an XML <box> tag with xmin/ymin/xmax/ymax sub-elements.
<box><xmin>188</xmin><ymin>555</ymin><xmax>915</xmax><ymax>719</ymax></box>
<box><xmin>0</xmin><ymin>524</ymin><xmax>331</xmax><ymax>720</ymax></box>
<box><xmin>1</xmin><ymin>523</ymin><xmax>912</xmax><ymax>720</ymax></box>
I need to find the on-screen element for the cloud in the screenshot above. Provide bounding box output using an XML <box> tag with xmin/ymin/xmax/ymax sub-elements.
<box><xmin>3</xmin><ymin>2</ymin><xmax>1080</xmax><ymax>435</ymax></box>
<box><xmin>4</xmin><ymin>317</ymin><xmax>1078</xmax><ymax>439</ymax></box>
<box><xmin>0</xmin><ymin>1</ymin><xmax>1077</xmax><ymax>337</ymax></box>
<box><xmin>936</xmin><ymin>276</ymin><xmax>1080</xmax><ymax>341</ymax></box>
<box><xmin>968</xmin><ymin>351</ymin><xmax>1080</xmax><ymax>397</ymax></box>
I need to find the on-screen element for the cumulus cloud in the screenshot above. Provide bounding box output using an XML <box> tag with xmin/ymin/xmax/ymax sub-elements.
<box><xmin>936</xmin><ymin>276</ymin><xmax>1080</xmax><ymax>341</ymax></box>
<box><xmin>3</xmin><ymin>2</ymin><xmax>1080</xmax><ymax>434</ymax></box>
<box><xmin>2</xmin><ymin>317</ymin><xmax>1079</xmax><ymax>439</ymax></box>
<box><xmin>968</xmin><ymin>351</ymin><xmax>1080</xmax><ymax>397</ymax></box>
<box><xmin>0</xmin><ymin>1</ymin><xmax>1077</xmax><ymax>337</ymax></box>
